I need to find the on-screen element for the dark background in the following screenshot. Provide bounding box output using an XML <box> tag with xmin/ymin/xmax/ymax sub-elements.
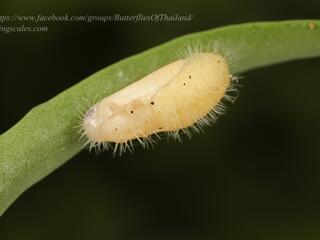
<box><xmin>1</xmin><ymin>0</ymin><xmax>320</xmax><ymax>239</ymax></box>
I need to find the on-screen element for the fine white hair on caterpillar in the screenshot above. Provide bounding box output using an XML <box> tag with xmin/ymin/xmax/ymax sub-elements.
<box><xmin>78</xmin><ymin>42</ymin><xmax>240</xmax><ymax>156</ymax></box>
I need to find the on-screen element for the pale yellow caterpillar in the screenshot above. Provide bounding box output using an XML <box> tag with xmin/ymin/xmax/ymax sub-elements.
<box><xmin>80</xmin><ymin>44</ymin><xmax>239</xmax><ymax>155</ymax></box>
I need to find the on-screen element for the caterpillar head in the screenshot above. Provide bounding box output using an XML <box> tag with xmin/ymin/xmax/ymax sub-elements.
<box><xmin>82</xmin><ymin>100</ymin><xmax>151</xmax><ymax>144</ymax></box>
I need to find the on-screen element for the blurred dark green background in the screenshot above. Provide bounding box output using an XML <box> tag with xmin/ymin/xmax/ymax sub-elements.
<box><xmin>1</xmin><ymin>0</ymin><xmax>320</xmax><ymax>239</ymax></box>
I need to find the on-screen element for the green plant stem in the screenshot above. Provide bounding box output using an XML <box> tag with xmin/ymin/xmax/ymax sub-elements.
<box><xmin>1</xmin><ymin>20</ymin><xmax>320</xmax><ymax>216</ymax></box>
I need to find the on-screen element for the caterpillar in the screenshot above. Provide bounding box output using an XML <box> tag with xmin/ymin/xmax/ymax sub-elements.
<box><xmin>80</xmin><ymin>44</ymin><xmax>239</xmax><ymax>155</ymax></box>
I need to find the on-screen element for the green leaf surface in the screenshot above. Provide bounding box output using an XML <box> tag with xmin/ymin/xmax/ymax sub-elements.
<box><xmin>1</xmin><ymin>20</ymin><xmax>320</xmax><ymax>216</ymax></box>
